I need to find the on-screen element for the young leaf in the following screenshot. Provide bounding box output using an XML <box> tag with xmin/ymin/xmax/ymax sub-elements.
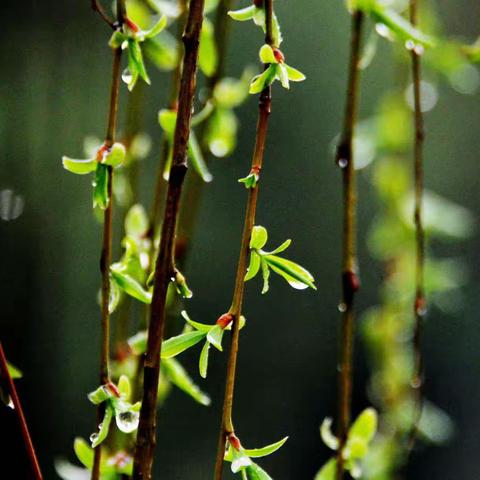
<box><xmin>161</xmin><ymin>330</ymin><xmax>207</xmax><ymax>358</ymax></box>
<box><xmin>264</xmin><ymin>239</ymin><xmax>291</xmax><ymax>255</ymax></box>
<box><xmin>88</xmin><ymin>385</ymin><xmax>114</xmax><ymax>405</ymax></box>
<box><xmin>188</xmin><ymin>131</ymin><xmax>213</xmax><ymax>183</ymax></box>
<box><xmin>285</xmin><ymin>64</ymin><xmax>306</xmax><ymax>82</ymax></box>
<box><xmin>181</xmin><ymin>310</ymin><xmax>212</xmax><ymax>332</ymax></box>
<box><xmin>199</xmin><ymin>18</ymin><xmax>218</xmax><ymax>77</ymax></box>
<box><xmin>117</xmin><ymin>375</ymin><xmax>131</xmax><ymax>400</ymax></box>
<box><xmin>314</xmin><ymin>458</ymin><xmax>336</xmax><ymax>480</ymax></box>
<box><xmin>199</xmin><ymin>340</ymin><xmax>211</xmax><ymax>379</ymax></box>
<box><xmin>228</xmin><ymin>5</ymin><xmax>256</xmax><ymax>21</ymax></box>
<box><xmin>259</xmin><ymin>44</ymin><xmax>277</xmax><ymax>64</ymax></box>
<box><xmin>265</xmin><ymin>255</ymin><xmax>316</xmax><ymax>290</ymax></box>
<box><xmin>246</xmin><ymin>462</ymin><xmax>273</xmax><ymax>480</ymax></box>
<box><xmin>92</xmin><ymin>164</ymin><xmax>109</xmax><ymax>210</ymax></box>
<box><xmin>243</xmin><ymin>436</ymin><xmax>288</xmax><ymax>458</ymax></box>
<box><xmin>245</xmin><ymin>250</ymin><xmax>261</xmax><ymax>281</ymax></box>
<box><xmin>277</xmin><ymin>64</ymin><xmax>289</xmax><ymax>89</ymax></box>
<box><xmin>163</xmin><ymin>357</ymin><xmax>211</xmax><ymax>406</ymax></box>
<box><xmin>125</xmin><ymin>204</ymin><xmax>149</xmax><ymax>237</ymax></box>
<box><xmin>110</xmin><ymin>267</ymin><xmax>152</xmax><ymax>304</ymax></box>
<box><xmin>90</xmin><ymin>403</ymin><xmax>113</xmax><ymax>447</ymax></box>
<box><xmin>102</xmin><ymin>142</ymin><xmax>126</xmax><ymax>167</ymax></box>
<box><xmin>231</xmin><ymin>448</ymin><xmax>252</xmax><ymax>473</ymax></box>
<box><xmin>128</xmin><ymin>330</ymin><xmax>147</xmax><ymax>355</ymax></box>
<box><xmin>142</xmin><ymin>14</ymin><xmax>167</xmax><ymax>39</ymax></box>
<box><xmin>320</xmin><ymin>418</ymin><xmax>339</xmax><ymax>450</ymax></box>
<box><xmin>207</xmin><ymin>325</ymin><xmax>224</xmax><ymax>351</ymax></box>
<box><xmin>250</xmin><ymin>225</ymin><xmax>268</xmax><ymax>249</ymax></box>
<box><xmin>261</xmin><ymin>258</ymin><xmax>270</xmax><ymax>294</ymax></box>
<box><xmin>348</xmin><ymin>408</ymin><xmax>377</xmax><ymax>445</ymax></box>
<box><xmin>249</xmin><ymin>65</ymin><xmax>277</xmax><ymax>94</ymax></box>
<box><xmin>6</xmin><ymin>362</ymin><xmax>22</xmax><ymax>379</ymax></box>
<box><xmin>62</xmin><ymin>156</ymin><xmax>97</xmax><ymax>175</ymax></box>
<box><xmin>73</xmin><ymin>437</ymin><xmax>94</xmax><ymax>470</ymax></box>
<box><xmin>238</xmin><ymin>171</ymin><xmax>259</xmax><ymax>189</ymax></box>
<box><xmin>108</xmin><ymin>277</ymin><xmax>121</xmax><ymax>314</ymax></box>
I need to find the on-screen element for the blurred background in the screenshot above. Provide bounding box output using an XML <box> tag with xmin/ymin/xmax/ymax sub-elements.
<box><xmin>1</xmin><ymin>0</ymin><xmax>480</xmax><ymax>478</ymax></box>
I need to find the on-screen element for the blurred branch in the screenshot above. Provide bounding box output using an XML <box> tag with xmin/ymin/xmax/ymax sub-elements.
<box><xmin>91</xmin><ymin>0</ymin><xmax>115</xmax><ymax>29</ymax></box>
<box><xmin>334</xmin><ymin>9</ymin><xmax>364</xmax><ymax>480</ymax></box>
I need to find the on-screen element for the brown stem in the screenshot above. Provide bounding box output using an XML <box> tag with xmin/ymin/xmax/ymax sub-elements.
<box><xmin>213</xmin><ymin>3</ymin><xmax>274</xmax><ymax>479</ymax></box>
<box><xmin>178</xmin><ymin>0</ymin><xmax>235</xmax><ymax>253</ymax></box>
<box><xmin>132</xmin><ymin>1</ymin><xmax>205</xmax><ymax>478</ymax></box>
<box><xmin>335</xmin><ymin>9</ymin><xmax>364</xmax><ymax>480</ymax></box>
<box><xmin>0</xmin><ymin>343</ymin><xmax>43</xmax><ymax>480</ymax></box>
<box><xmin>407</xmin><ymin>0</ymin><xmax>425</xmax><ymax>451</ymax></box>
<box><xmin>91</xmin><ymin>2</ymin><xmax>125</xmax><ymax>479</ymax></box>
<box><xmin>91</xmin><ymin>0</ymin><xmax>115</xmax><ymax>28</ymax></box>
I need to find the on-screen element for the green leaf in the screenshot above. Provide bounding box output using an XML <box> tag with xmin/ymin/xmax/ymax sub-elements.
<box><xmin>249</xmin><ymin>65</ymin><xmax>277</xmax><ymax>94</ymax></box>
<box><xmin>108</xmin><ymin>277</ymin><xmax>121</xmax><ymax>314</ymax></box>
<box><xmin>128</xmin><ymin>330</ymin><xmax>147</xmax><ymax>355</ymax></box>
<box><xmin>117</xmin><ymin>375</ymin><xmax>131</xmax><ymax>400</ymax></box>
<box><xmin>92</xmin><ymin>164</ymin><xmax>110</xmax><ymax>210</ymax></box>
<box><xmin>102</xmin><ymin>142</ymin><xmax>126</xmax><ymax>167</ymax></box>
<box><xmin>243</xmin><ymin>436</ymin><xmax>288</xmax><ymax>458</ymax></box>
<box><xmin>348</xmin><ymin>408</ymin><xmax>377</xmax><ymax>445</ymax></box>
<box><xmin>62</xmin><ymin>156</ymin><xmax>97</xmax><ymax>175</ymax></box>
<box><xmin>261</xmin><ymin>258</ymin><xmax>270</xmax><ymax>294</ymax></box>
<box><xmin>144</xmin><ymin>33</ymin><xmax>179</xmax><ymax>71</ymax></box>
<box><xmin>320</xmin><ymin>417</ymin><xmax>339</xmax><ymax>450</ymax></box>
<box><xmin>245</xmin><ymin>251</ymin><xmax>261</xmax><ymax>281</ymax></box>
<box><xmin>73</xmin><ymin>437</ymin><xmax>94</xmax><ymax>469</ymax></box>
<box><xmin>6</xmin><ymin>362</ymin><xmax>22</xmax><ymax>379</ymax></box>
<box><xmin>264</xmin><ymin>239</ymin><xmax>291</xmax><ymax>255</ymax></box>
<box><xmin>161</xmin><ymin>330</ymin><xmax>207</xmax><ymax>358</ymax></box>
<box><xmin>90</xmin><ymin>403</ymin><xmax>113</xmax><ymax>447</ymax></box>
<box><xmin>207</xmin><ymin>324</ymin><xmax>224</xmax><ymax>351</ymax></box>
<box><xmin>199</xmin><ymin>340</ymin><xmax>210</xmax><ymax>379</ymax></box>
<box><xmin>181</xmin><ymin>310</ymin><xmax>212</xmax><ymax>332</ymax></box>
<box><xmin>162</xmin><ymin>358</ymin><xmax>211</xmax><ymax>406</ymax></box>
<box><xmin>191</xmin><ymin>101</ymin><xmax>214</xmax><ymax>127</ymax></box>
<box><xmin>110</xmin><ymin>267</ymin><xmax>152</xmax><ymax>304</ymax></box>
<box><xmin>285</xmin><ymin>64</ymin><xmax>306</xmax><ymax>82</ymax></box>
<box><xmin>125</xmin><ymin>204</ymin><xmax>149</xmax><ymax>237</ymax></box>
<box><xmin>158</xmin><ymin>109</ymin><xmax>177</xmax><ymax>134</ymax></box>
<box><xmin>109</xmin><ymin>30</ymin><xmax>127</xmax><ymax>49</ymax></box>
<box><xmin>199</xmin><ymin>18</ymin><xmax>218</xmax><ymax>77</ymax></box>
<box><xmin>88</xmin><ymin>385</ymin><xmax>114</xmax><ymax>405</ymax></box>
<box><xmin>238</xmin><ymin>171</ymin><xmax>259</xmax><ymax>189</ymax></box>
<box><xmin>173</xmin><ymin>270</ymin><xmax>193</xmax><ymax>299</ymax></box>
<box><xmin>228</xmin><ymin>5</ymin><xmax>256</xmax><ymax>21</ymax></box>
<box><xmin>250</xmin><ymin>225</ymin><xmax>268</xmax><ymax>249</ymax></box>
<box><xmin>245</xmin><ymin>462</ymin><xmax>273</xmax><ymax>480</ymax></box>
<box><xmin>231</xmin><ymin>448</ymin><xmax>252</xmax><ymax>473</ymax></box>
<box><xmin>142</xmin><ymin>14</ymin><xmax>167</xmax><ymax>39</ymax></box>
<box><xmin>370</xmin><ymin>6</ymin><xmax>435</xmax><ymax>48</ymax></box>
<box><xmin>314</xmin><ymin>458</ymin><xmax>336</xmax><ymax>480</ymax></box>
<box><xmin>188</xmin><ymin>131</ymin><xmax>213</xmax><ymax>183</ymax></box>
<box><xmin>277</xmin><ymin>64</ymin><xmax>289</xmax><ymax>89</ymax></box>
<box><xmin>126</xmin><ymin>39</ymin><xmax>150</xmax><ymax>91</ymax></box>
<box><xmin>259</xmin><ymin>44</ymin><xmax>277</xmax><ymax>64</ymax></box>
<box><xmin>265</xmin><ymin>255</ymin><xmax>316</xmax><ymax>290</ymax></box>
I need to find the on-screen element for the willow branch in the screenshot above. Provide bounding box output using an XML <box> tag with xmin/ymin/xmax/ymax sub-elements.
<box><xmin>132</xmin><ymin>1</ymin><xmax>205</xmax><ymax>478</ymax></box>
<box><xmin>213</xmin><ymin>2</ymin><xmax>274</xmax><ymax>479</ymax></box>
<box><xmin>91</xmin><ymin>0</ymin><xmax>115</xmax><ymax>29</ymax></box>
<box><xmin>91</xmin><ymin>2</ymin><xmax>125</xmax><ymax>479</ymax></box>
<box><xmin>0</xmin><ymin>343</ymin><xmax>42</xmax><ymax>480</ymax></box>
<box><xmin>335</xmin><ymin>9</ymin><xmax>364</xmax><ymax>480</ymax></box>
<box><xmin>407</xmin><ymin>0</ymin><xmax>425</xmax><ymax>451</ymax></box>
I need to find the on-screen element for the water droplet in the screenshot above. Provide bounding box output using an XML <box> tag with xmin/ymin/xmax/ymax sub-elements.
<box><xmin>411</xmin><ymin>376</ymin><xmax>422</xmax><ymax>389</ymax></box>
<box><xmin>116</xmin><ymin>410</ymin><xmax>139</xmax><ymax>433</ymax></box>
<box><xmin>337</xmin><ymin>158</ymin><xmax>348</xmax><ymax>169</ymax></box>
<box><xmin>0</xmin><ymin>189</ymin><xmax>24</xmax><ymax>221</ymax></box>
<box><xmin>89</xmin><ymin>432</ymin><xmax>99</xmax><ymax>443</ymax></box>
<box><xmin>338</xmin><ymin>302</ymin><xmax>347</xmax><ymax>313</ymax></box>
<box><xmin>375</xmin><ymin>23</ymin><xmax>390</xmax><ymax>39</ymax></box>
<box><xmin>122</xmin><ymin>68</ymin><xmax>132</xmax><ymax>85</ymax></box>
<box><xmin>413</xmin><ymin>44</ymin><xmax>425</xmax><ymax>56</ymax></box>
<box><xmin>405</xmin><ymin>40</ymin><xmax>415</xmax><ymax>51</ymax></box>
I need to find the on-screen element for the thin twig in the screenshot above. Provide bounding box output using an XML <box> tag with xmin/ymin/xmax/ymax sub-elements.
<box><xmin>91</xmin><ymin>0</ymin><xmax>115</xmax><ymax>29</ymax></box>
<box><xmin>0</xmin><ymin>342</ymin><xmax>43</xmax><ymax>480</ymax></box>
<box><xmin>335</xmin><ymin>9</ymin><xmax>364</xmax><ymax>480</ymax></box>
<box><xmin>132</xmin><ymin>1</ymin><xmax>206</xmax><ymax>478</ymax></box>
<box><xmin>407</xmin><ymin>0</ymin><xmax>425</xmax><ymax>452</ymax></box>
<box><xmin>213</xmin><ymin>2</ymin><xmax>274</xmax><ymax>479</ymax></box>
<box><xmin>91</xmin><ymin>2</ymin><xmax>126</xmax><ymax>479</ymax></box>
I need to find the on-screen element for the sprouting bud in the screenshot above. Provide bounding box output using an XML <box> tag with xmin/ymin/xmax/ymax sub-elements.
<box><xmin>216</xmin><ymin>313</ymin><xmax>234</xmax><ymax>330</ymax></box>
<box><xmin>415</xmin><ymin>295</ymin><xmax>427</xmax><ymax>317</ymax></box>
<box><xmin>273</xmin><ymin>47</ymin><xmax>285</xmax><ymax>64</ymax></box>
<box><xmin>228</xmin><ymin>432</ymin><xmax>242</xmax><ymax>451</ymax></box>
<box><xmin>342</xmin><ymin>270</ymin><xmax>360</xmax><ymax>305</ymax></box>
<box><xmin>173</xmin><ymin>270</ymin><xmax>193</xmax><ymax>299</ymax></box>
<box><xmin>106</xmin><ymin>381</ymin><xmax>121</xmax><ymax>398</ymax></box>
<box><xmin>125</xmin><ymin>17</ymin><xmax>140</xmax><ymax>33</ymax></box>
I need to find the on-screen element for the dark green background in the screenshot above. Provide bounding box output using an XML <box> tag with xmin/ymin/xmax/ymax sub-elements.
<box><xmin>1</xmin><ymin>0</ymin><xmax>480</xmax><ymax>478</ymax></box>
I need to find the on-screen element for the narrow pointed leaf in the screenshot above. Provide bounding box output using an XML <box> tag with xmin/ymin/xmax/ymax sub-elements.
<box><xmin>181</xmin><ymin>310</ymin><xmax>212</xmax><ymax>332</ymax></box>
<box><xmin>285</xmin><ymin>64</ymin><xmax>306</xmax><ymax>82</ymax></box>
<box><xmin>246</xmin><ymin>462</ymin><xmax>273</xmax><ymax>480</ymax></box>
<box><xmin>73</xmin><ymin>438</ymin><xmax>94</xmax><ymax>469</ymax></box>
<box><xmin>265</xmin><ymin>239</ymin><xmax>291</xmax><ymax>255</ymax></box>
<box><xmin>90</xmin><ymin>403</ymin><xmax>113</xmax><ymax>447</ymax></box>
<box><xmin>245</xmin><ymin>251</ymin><xmax>261</xmax><ymax>281</ymax></box>
<box><xmin>62</xmin><ymin>156</ymin><xmax>97</xmax><ymax>175</ymax></box>
<box><xmin>161</xmin><ymin>330</ymin><xmax>207</xmax><ymax>358</ymax></box>
<box><xmin>228</xmin><ymin>5</ymin><xmax>256</xmax><ymax>21</ymax></box>
<box><xmin>265</xmin><ymin>255</ymin><xmax>316</xmax><ymax>290</ymax></box>
<box><xmin>110</xmin><ymin>268</ymin><xmax>152</xmax><ymax>304</ymax></box>
<box><xmin>188</xmin><ymin>131</ymin><xmax>213</xmax><ymax>182</ymax></box>
<box><xmin>261</xmin><ymin>258</ymin><xmax>270</xmax><ymax>294</ymax></box>
<box><xmin>143</xmin><ymin>15</ymin><xmax>167</xmax><ymax>39</ymax></box>
<box><xmin>207</xmin><ymin>325</ymin><xmax>224</xmax><ymax>351</ymax></box>
<box><xmin>243</xmin><ymin>436</ymin><xmax>288</xmax><ymax>458</ymax></box>
<box><xmin>92</xmin><ymin>164</ymin><xmax>109</xmax><ymax>210</ymax></box>
<box><xmin>249</xmin><ymin>65</ymin><xmax>277</xmax><ymax>94</ymax></box>
<box><xmin>199</xmin><ymin>340</ymin><xmax>211</xmax><ymax>378</ymax></box>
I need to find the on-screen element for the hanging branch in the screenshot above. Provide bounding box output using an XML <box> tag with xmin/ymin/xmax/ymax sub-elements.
<box><xmin>408</xmin><ymin>0</ymin><xmax>426</xmax><ymax>451</ymax></box>
<box><xmin>91</xmin><ymin>2</ymin><xmax>126</xmax><ymax>479</ymax></box>
<box><xmin>0</xmin><ymin>343</ymin><xmax>42</xmax><ymax>480</ymax></box>
<box><xmin>213</xmin><ymin>2</ymin><xmax>274</xmax><ymax>478</ymax></box>
<box><xmin>335</xmin><ymin>8</ymin><xmax>364</xmax><ymax>480</ymax></box>
<box><xmin>132</xmin><ymin>0</ymin><xmax>206</xmax><ymax>478</ymax></box>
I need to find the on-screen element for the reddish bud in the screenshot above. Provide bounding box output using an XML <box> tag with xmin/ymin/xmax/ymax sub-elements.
<box><xmin>253</xmin><ymin>0</ymin><xmax>263</xmax><ymax>7</ymax></box>
<box><xmin>251</xmin><ymin>165</ymin><xmax>261</xmax><ymax>176</ymax></box>
<box><xmin>114</xmin><ymin>343</ymin><xmax>132</xmax><ymax>362</ymax></box>
<box><xmin>106</xmin><ymin>381</ymin><xmax>121</xmax><ymax>398</ymax></box>
<box><xmin>342</xmin><ymin>270</ymin><xmax>360</xmax><ymax>305</ymax></box>
<box><xmin>415</xmin><ymin>295</ymin><xmax>427</xmax><ymax>317</ymax></box>
<box><xmin>228</xmin><ymin>433</ymin><xmax>242</xmax><ymax>451</ymax></box>
<box><xmin>125</xmin><ymin>17</ymin><xmax>140</xmax><ymax>32</ymax></box>
<box><xmin>216</xmin><ymin>313</ymin><xmax>233</xmax><ymax>330</ymax></box>
<box><xmin>273</xmin><ymin>47</ymin><xmax>285</xmax><ymax>63</ymax></box>
<box><xmin>96</xmin><ymin>144</ymin><xmax>109</xmax><ymax>162</ymax></box>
